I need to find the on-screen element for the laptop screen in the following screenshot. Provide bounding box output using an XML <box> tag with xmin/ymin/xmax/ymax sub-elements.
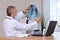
<box><xmin>44</xmin><ymin>21</ymin><xmax>57</xmax><ymax>36</ymax></box>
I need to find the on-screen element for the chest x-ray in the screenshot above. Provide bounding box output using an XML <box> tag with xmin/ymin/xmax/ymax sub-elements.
<box><xmin>26</xmin><ymin>5</ymin><xmax>41</xmax><ymax>20</ymax></box>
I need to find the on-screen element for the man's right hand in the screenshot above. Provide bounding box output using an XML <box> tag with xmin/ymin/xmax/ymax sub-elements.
<box><xmin>22</xmin><ymin>7</ymin><xmax>29</xmax><ymax>14</ymax></box>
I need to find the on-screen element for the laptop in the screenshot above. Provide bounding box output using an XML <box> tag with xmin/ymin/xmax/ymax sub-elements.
<box><xmin>31</xmin><ymin>21</ymin><xmax>57</xmax><ymax>36</ymax></box>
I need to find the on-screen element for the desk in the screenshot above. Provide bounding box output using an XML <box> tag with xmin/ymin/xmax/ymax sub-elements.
<box><xmin>0</xmin><ymin>32</ymin><xmax>60</xmax><ymax>40</ymax></box>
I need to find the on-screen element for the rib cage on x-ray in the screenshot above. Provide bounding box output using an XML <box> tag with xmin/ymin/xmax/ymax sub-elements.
<box><xmin>26</xmin><ymin>5</ymin><xmax>41</xmax><ymax>20</ymax></box>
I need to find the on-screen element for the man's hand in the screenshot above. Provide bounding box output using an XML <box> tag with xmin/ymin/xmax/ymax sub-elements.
<box><xmin>35</xmin><ymin>17</ymin><xmax>42</xmax><ymax>23</ymax></box>
<box><xmin>22</xmin><ymin>7</ymin><xmax>29</xmax><ymax>14</ymax></box>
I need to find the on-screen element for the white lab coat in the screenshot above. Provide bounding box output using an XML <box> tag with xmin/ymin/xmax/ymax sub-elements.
<box><xmin>3</xmin><ymin>11</ymin><xmax>38</xmax><ymax>37</ymax></box>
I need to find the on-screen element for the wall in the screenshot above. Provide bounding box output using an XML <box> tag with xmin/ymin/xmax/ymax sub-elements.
<box><xmin>0</xmin><ymin>0</ymin><xmax>41</xmax><ymax>36</ymax></box>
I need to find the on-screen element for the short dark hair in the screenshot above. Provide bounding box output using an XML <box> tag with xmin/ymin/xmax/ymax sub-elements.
<box><xmin>6</xmin><ymin>6</ymin><xmax>15</xmax><ymax>16</ymax></box>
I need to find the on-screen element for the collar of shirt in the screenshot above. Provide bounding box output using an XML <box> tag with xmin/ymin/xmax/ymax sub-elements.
<box><xmin>6</xmin><ymin>16</ymin><xmax>14</xmax><ymax>20</ymax></box>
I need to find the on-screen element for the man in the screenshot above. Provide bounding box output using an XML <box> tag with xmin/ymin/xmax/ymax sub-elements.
<box><xmin>3</xmin><ymin>6</ymin><xmax>41</xmax><ymax>37</ymax></box>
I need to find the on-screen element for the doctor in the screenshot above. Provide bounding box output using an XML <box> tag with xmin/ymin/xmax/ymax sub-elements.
<box><xmin>3</xmin><ymin>6</ymin><xmax>41</xmax><ymax>37</ymax></box>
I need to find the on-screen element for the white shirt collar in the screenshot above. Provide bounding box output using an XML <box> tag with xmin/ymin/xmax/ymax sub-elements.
<box><xmin>6</xmin><ymin>16</ymin><xmax>14</xmax><ymax>20</ymax></box>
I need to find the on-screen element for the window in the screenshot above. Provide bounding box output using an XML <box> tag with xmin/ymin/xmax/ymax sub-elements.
<box><xmin>56</xmin><ymin>0</ymin><xmax>60</xmax><ymax>21</ymax></box>
<box><xmin>50</xmin><ymin>0</ymin><xmax>60</xmax><ymax>21</ymax></box>
<box><xmin>50</xmin><ymin>0</ymin><xmax>57</xmax><ymax>20</ymax></box>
